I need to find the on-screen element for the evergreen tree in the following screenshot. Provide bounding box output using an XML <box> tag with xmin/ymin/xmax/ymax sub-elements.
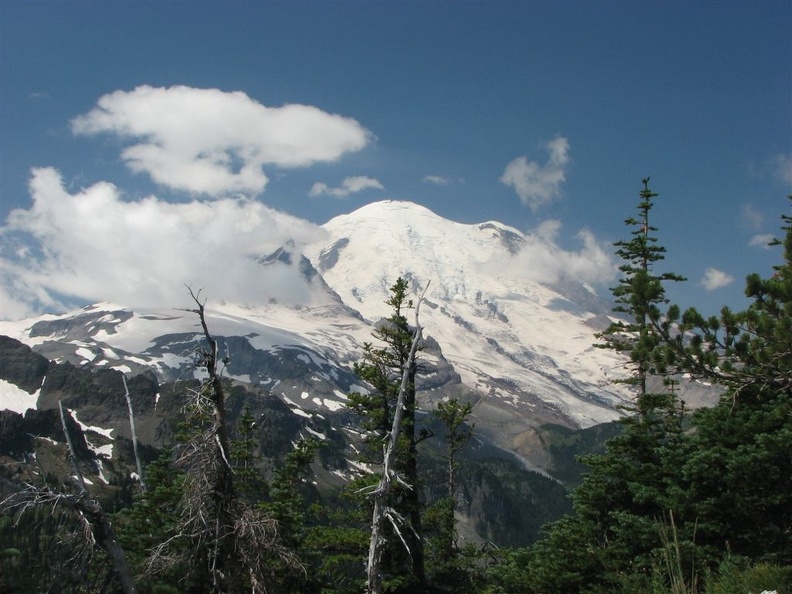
<box><xmin>659</xmin><ymin>197</ymin><xmax>792</xmax><ymax>566</ymax></box>
<box><xmin>424</xmin><ymin>398</ymin><xmax>478</xmax><ymax>593</ymax></box>
<box><xmin>596</xmin><ymin>177</ymin><xmax>686</xmax><ymax>397</ymax></box>
<box><xmin>528</xmin><ymin>179</ymin><xmax>688</xmax><ymax>592</ymax></box>
<box><xmin>142</xmin><ymin>290</ymin><xmax>301</xmax><ymax>593</ymax></box>
<box><xmin>230</xmin><ymin>404</ymin><xmax>264</xmax><ymax>500</ymax></box>
<box><xmin>116</xmin><ymin>449</ymin><xmax>190</xmax><ymax>593</ymax></box>
<box><xmin>428</xmin><ymin>398</ymin><xmax>473</xmax><ymax>565</ymax></box>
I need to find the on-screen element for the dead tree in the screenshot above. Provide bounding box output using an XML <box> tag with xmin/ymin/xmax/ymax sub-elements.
<box><xmin>122</xmin><ymin>374</ymin><xmax>146</xmax><ymax>492</ymax></box>
<box><xmin>364</xmin><ymin>282</ymin><xmax>429</xmax><ymax>594</ymax></box>
<box><xmin>146</xmin><ymin>287</ymin><xmax>301</xmax><ymax>592</ymax></box>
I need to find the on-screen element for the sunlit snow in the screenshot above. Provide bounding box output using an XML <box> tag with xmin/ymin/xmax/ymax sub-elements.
<box><xmin>0</xmin><ymin>379</ymin><xmax>39</xmax><ymax>414</ymax></box>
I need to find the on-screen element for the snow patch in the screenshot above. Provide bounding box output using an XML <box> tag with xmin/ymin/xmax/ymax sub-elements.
<box><xmin>305</xmin><ymin>427</ymin><xmax>327</xmax><ymax>440</ymax></box>
<box><xmin>75</xmin><ymin>347</ymin><xmax>97</xmax><ymax>361</ymax></box>
<box><xmin>0</xmin><ymin>379</ymin><xmax>40</xmax><ymax>414</ymax></box>
<box><xmin>95</xmin><ymin>460</ymin><xmax>110</xmax><ymax>484</ymax></box>
<box><xmin>283</xmin><ymin>395</ymin><xmax>312</xmax><ymax>418</ymax></box>
<box><xmin>68</xmin><ymin>409</ymin><xmax>114</xmax><ymax>439</ymax></box>
<box><xmin>322</xmin><ymin>399</ymin><xmax>346</xmax><ymax>412</ymax></box>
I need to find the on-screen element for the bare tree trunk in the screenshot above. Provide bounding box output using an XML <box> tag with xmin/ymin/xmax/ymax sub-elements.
<box><xmin>366</xmin><ymin>283</ymin><xmax>429</xmax><ymax>594</ymax></box>
<box><xmin>187</xmin><ymin>287</ymin><xmax>233</xmax><ymax>471</ymax></box>
<box><xmin>403</xmin><ymin>360</ymin><xmax>426</xmax><ymax>586</ymax></box>
<box><xmin>185</xmin><ymin>288</ymin><xmax>238</xmax><ymax>592</ymax></box>
<box><xmin>122</xmin><ymin>375</ymin><xmax>146</xmax><ymax>492</ymax></box>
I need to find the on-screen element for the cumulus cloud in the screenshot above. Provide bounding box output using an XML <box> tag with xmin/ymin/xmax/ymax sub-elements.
<box><xmin>71</xmin><ymin>85</ymin><xmax>371</xmax><ymax>196</ymax></box>
<box><xmin>0</xmin><ymin>168</ymin><xmax>328</xmax><ymax>319</ymax></box>
<box><xmin>501</xmin><ymin>136</ymin><xmax>570</xmax><ymax>210</ymax></box>
<box><xmin>487</xmin><ymin>219</ymin><xmax>615</xmax><ymax>286</ymax></box>
<box><xmin>749</xmin><ymin>233</ymin><xmax>776</xmax><ymax>249</ymax></box>
<box><xmin>700</xmin><ymin>267</ymin><xmax>735</xmax><ymax>291</ymax></box>
<box><xmin>309</xmin><ymin>176</ymin><xmax>384</xmax><ymax>198</ymax></box>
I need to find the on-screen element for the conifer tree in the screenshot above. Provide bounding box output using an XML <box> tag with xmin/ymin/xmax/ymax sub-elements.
<box><xmin>143</xmin><ymin>289</ymin><xmax>301</xmax><ymax>593</ymax></box>
<box><xmin>423</xmin><ymin>398</ymin><xmax>477</xmax><ymax>592</ymax></box>
<box><xmin>596</xmin><ymin>177</ymin><xmax>686</xmax><ymax>399</ymax></box>
<box><xmin>528</xmin><ymin>179</ymin><xmax>688</xmax><ymax>592</ymax></box>
<box><xmin>658</xmin><ymin>197</ymin><xmax>792</xmax><ymax>566</ymax></box>
<box><xmin>430</xmin><ymin>398</ymin><xmax>473</xmax><ymax>563</ymax></box>
<box><xmin>230</xmin><ymin>404</ymin><xmax>263</xmax><ymax>500</ymax></box>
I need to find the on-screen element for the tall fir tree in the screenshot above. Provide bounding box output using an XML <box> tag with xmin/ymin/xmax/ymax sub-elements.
<box><xmin>596</xmin><ymin>177</ymin><xmax>686</xmax><ymax>399</ymax></box>
<box><xmin>528</xmin><ymin>179</ymin><xmax>688</xmax><ymax>592</ymax></box>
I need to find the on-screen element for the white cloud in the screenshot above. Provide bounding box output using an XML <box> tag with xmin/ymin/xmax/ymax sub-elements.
<box><xmin>749</xmin><ymin>233</ymin><xmax>776</xmax><ymax>249</ymax></box>
<box><xmin>71</xmin><ymin>85</ymin><xmax>371</xmax><ymax>196</ymax></box>
<box><xmin>0</xmin><ymin>168</ymin><xmax>328</xmax><ymax>319</ymax></box>
<box><xmin>700</xmin><ymin>267</ymin><xmax>735</xmax><ymax>291</ymax></box>
<box><xmin>487</xmin><ymin>219</ymin><xmax>615</xmax><ymax>286</ymax></box>
<box><xmin>501</xmin><ymin>136</ymin><xmax>570</xmax><ymax>210</ymax></box>
<box><xmin>423</xmin><ymin>175</ymin><xmax>451</xmax><ymax>186</ymax></box>
<box><xmin>309</xmin><ymin>176</ymin><xmax>384</xmax><ymax>198</ymax></box>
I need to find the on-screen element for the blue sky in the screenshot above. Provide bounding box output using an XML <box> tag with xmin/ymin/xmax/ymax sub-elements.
<box><xmin>1</xmin><ymin>2</ymin><xmax>790</xmax><ymax>319</ymax></box>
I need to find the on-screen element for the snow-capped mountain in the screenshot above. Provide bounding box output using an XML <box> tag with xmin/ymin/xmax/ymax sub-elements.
<box><xmin>305</xmin><ymin>200</ymin><xmax>631</xmax><ymax>450</ymax></box>
<box><xmin>1</xmin><ymin>200</ymin><xmax>634</xmax><ymax>464</ymax></box>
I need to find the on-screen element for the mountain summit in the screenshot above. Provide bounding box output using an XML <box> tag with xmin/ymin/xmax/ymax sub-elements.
<box><xmin>306</xmin><ymin>200</ymin><xmax>629</xmax><ymax>430</ymax></box>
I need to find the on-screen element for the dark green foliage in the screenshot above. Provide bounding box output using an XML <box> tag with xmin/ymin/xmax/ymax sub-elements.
<box><xmin>302</xmin><ymin>494</ymin><xmax>370</xmax><ymax>594</ymax></box>
<box><xmin>429</xmin><ymin>398</ymin><xmax>473</xmax><ymax>562</ymax></box>
<box><xmin>650</xmin><ymin>198</ymin><xmax>792</xmax><ymax>568</ymax></box>
<box><xmin>674</xmin><ymin>382</ymin><xmax>792</xmax><ymax>566</ymax></box>
<box><xmin>422</xmin><ymin>398</ymin><xmax>481</xmax><ymax>592</ymax></box>
<box><xmin>0</xmin><ymin>505</ymin><xmax>114</xmax><ymax>593</ymax></box>
<box><xmin>596</xmin><ymin>178</ymin><xmax>685</xmax><ymax>394</ymax></box>
<box><xmin>230</xmin><ymin>404</ymin><xmax>264</xmax><ymax>499</ymax></box>
<box><xmin>526</xmin><ymin>190</ymin><xmax>792</xmax><ymax>593</ymax></box>
<box><xmin>347</xmin><ymin>277</ymin><xmax>417</xmax><ymax>463</ymax></box>
<box><xmin>263</xmin><ymin>437</ymin><xmax>321</xmax><ymax>544</ymax></box>
<box><xmin>115</xmin><ymin>449</ymin><xmax>191</xmax><ymax>593</ymax></box>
